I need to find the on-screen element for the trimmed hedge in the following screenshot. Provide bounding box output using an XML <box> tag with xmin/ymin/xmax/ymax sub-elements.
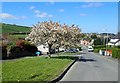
<box><xmin>93</xmin><ymin>45</ymin><xmax>106</xmax><ymax>49</ymax></box>
<box><xmin>93</xmin><ymin>45</ymin><xmax>106</xmax><ymax>53</ymax></box>
<box><xmin>8</xmin><ymin>44</ymin><xmax>38</xmax><ymax>59</ymax></box>
<box><xmin>112</xmin><ymin>47</ymin><xmax>120</xmax><ymax>59</ymax></box>
<box><xmin>2</xmin><ymin>40</ymin><xmax>38</xmax><ymax>60</ymax></box>
<box><xmin>94</xmin><ymin>49</ymin><xmax>100</xmax><ymax>53</ymax></box>
<box><xmin>94</xmin><ymin>45</ymin><xmax>120</xmax><ymax>59</ymax></box>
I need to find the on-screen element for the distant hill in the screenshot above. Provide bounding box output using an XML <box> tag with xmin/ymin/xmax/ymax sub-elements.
<box><xmin>0</xmin><ymin>23</ymin><xmax>31</xmax><ymax>34</ymax></box>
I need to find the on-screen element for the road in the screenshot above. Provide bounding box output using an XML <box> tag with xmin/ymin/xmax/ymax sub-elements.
<box><xmin>60</xmin><ymin>45</ymin><xmax>118</xmax><ymax>81</ymax></box>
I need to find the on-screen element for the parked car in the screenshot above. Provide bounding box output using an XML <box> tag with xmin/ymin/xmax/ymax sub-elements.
<box><xmin>88</xmin><ymin>46</ymin><xmax>93</xmax><ymax>52</ymax></box>
<box><xmin>65</xmin><ymin>48</ymin><xmax>78</xmax><ymax>53</ymax></box>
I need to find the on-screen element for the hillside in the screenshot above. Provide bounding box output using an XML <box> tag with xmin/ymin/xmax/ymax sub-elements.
<box><xmin>0</xmin><ymin>23</ymin><xmax>31</xmax><ymax>34</ymax></box>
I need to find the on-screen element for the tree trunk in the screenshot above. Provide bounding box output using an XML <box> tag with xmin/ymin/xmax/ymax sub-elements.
<box><xmin>57</xmin><ymin>47</ymin><xmax>60</xmax><ymax>56</ymax></box>
<box><xmin>48</xmin><ymin>43</ymin><xmax>52</xmax><ymax>58</ymax></box>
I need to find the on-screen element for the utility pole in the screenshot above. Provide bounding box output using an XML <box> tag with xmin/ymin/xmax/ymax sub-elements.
<box><xmin>105</xmin><ymin>32</ymin><xmax>108</xmax><ymax>56</ymax></box>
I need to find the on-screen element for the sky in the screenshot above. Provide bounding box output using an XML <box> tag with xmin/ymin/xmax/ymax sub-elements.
<box><xmin>1</xmin><ymin>2</ymin><xmax>118</xmax><ymax>33</ymax></box>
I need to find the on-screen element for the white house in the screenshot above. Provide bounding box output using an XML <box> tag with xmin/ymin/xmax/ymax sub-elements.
<box><xmin>115</xmin><ymin>40</ymin><xmax>120</xmax><ymax>46</ymax></box>
<box><xmin>37</xmin><ymin>45</ymin><xmax>49</xmax><ymax>54</ymax></box>
<box><xmin>107</xmin><ymin>39</ymin><xmax>120</xmax><ymax>46</ymax></box>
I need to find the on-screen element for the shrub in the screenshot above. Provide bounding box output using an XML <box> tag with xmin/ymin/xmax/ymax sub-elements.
<box><xmin>23</xmin><ymin>44</ymin><xmax>38</xmax><ymax>56</ymax></box>
<box><xmin>8</xmin><ymin>46</ymin><xmax>22</xmax><ymax>59</ymax></box>
<box><xmin>2</xmin><ymin>46</ymin><xmax>7</xmax><ymax>60</ymax></box>
<box><xmin>8</xmin><ymin>40</ymin><xmax>38</xmax><ymax>58</ymax></box>
<box><xmin>16</xmin><ymin>39</ymin><xmax>25</xmax><ymax>49</ymax></box>
<box><xmin>78</xmin><ymin>47</ymin><xmax>82</xmax><ymax>51</ymax></box>
<box><xmin>8</xmin><ymin>40</ymin><xmax>24</xmax><ymax>59</ymax></box>
<box><xmin>93</xmin><ymin>45</ymin><xmax>106</xmax><ymax>49</ymax></box>
<box><xmin>117</xmin><ymin>45</ymin><xmax>120</xmax><ymax>48</ymax></box>
<box><xmin>93</xmin><ymin>49</ymin><xmax>99</xmax><ymax>53</ymax></box>
<box><xmin>112</xmin><ymin>47</ymin><xmax>120</xmax><ymax>59</ymax></box>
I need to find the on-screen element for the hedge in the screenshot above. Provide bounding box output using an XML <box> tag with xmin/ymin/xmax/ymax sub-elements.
<box><xmin>93</xmin><ymin>45</ymin><xmax>106</xmax><ymax>49</ymax></box>
<box><xmin>8</xmin><ymin>44</ymin><xmax>38</xmax><ymax>59</ymax></box>
<box><xmin>112</xmin><ymin>47</ymin><xmax>120</xmax><ymax>59</ymax></box>
<box><xmin>2</xmin><ymin>40</ymin><xmax>38</xmax><ymax>60</ymax></box>
<box><xmin>2</xmin><ymin>46</ymin><xmax>7</xmax><ymax>60</ymax></box>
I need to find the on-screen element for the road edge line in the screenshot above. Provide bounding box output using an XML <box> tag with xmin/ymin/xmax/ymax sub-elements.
<box><xmin>48</xmin><ymin>57</ymin><xmax>78</xmax><ymax>83</ymax></box>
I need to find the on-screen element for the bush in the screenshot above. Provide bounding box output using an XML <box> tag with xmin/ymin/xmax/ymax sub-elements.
<box><xmin>112</xmin><ymin>47</ymin><xmax>120</xmax><ymax>59</ymax></box>
<box><xmin>2</xmin><ymin>46</ymin><xmax>7</xmax><ymax>60</ymax></box>
<box><xmin>93</xmin><ymin>45</ymin><xmax>106</xmax><ymax>53</ymax></box>
<box><xmin>8</xmin><ymin>40</ymin><xmax>38</xmax><ymax>59</ymax></box>
<box><xmin>93</xmin><ymin>45</ymin><xmax>106</xmax><ymax>49</ymax></box>
<box><xmin>16</xmin><ymin>39</ymin><xmax>24</xmax><ymax>49</ymax></box>
<box><xmin>9</xmin><ymin>46</ymin><xmax>22</xmax><ymax>59</ymax></box>
<box><xmin>93</xmin><ymin>49</ymin><xmax>99</xmax><ymax>53</ymax></box>
<box><xmin>23</xmin><ymin>44</ymin><xmax>38</xmax><ymax>55</ymax></box>
<box><xmin>78</xmin><ymin>47</ymin><xmax>82</xmax><ymax>51</ymax></box>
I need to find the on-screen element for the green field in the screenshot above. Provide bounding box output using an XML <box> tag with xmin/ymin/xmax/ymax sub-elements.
<box><xmin>2</xmin><ymin>56</ymin><xmax>75</xmax><ymax>82</ymax></box>
<box><xmin>10</xmin><ymin>34</ymin><xmax>28</xmax><ymax>39</ymax></box>
<box><xmin>1</xmin><ymin>23</ymin><xmax>31</xmax><ymax>34</ymax></box>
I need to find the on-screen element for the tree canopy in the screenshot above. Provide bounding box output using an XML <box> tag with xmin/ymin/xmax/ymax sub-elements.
<box><xmin>25</xmin><ymin>21</ymin><xmax>81</xmax><ymax>56</ymax></box>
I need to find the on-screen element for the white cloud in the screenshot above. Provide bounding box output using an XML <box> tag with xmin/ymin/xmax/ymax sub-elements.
<box><xmin>49</xmin><ymin>0</ymin><xmax>55</xmax><ymax>4</ymax></box>
<box><xmin>36</xmin><ymin>13</ymin><xmax>47</xmax><ymax>18</ymax></box>
<box><xmin>80</xmin><ymin>13</ymin><xmax>87</xmax><ymax>16</ymax></box>
<box><xmin>0</xmin><ymin>13</ymin><xmax>18</xmax><ymax>19</ymax></box>
<box><xmin>21</xmin><ymin>16</ymin><xmax>27</xmax><ymax>19</ymax></box>
<box><xmin>59</xmin><ymin>9</ymin><xmax>64</xmax><ymax>12</ymax></box>
<box><xmin>33</xmin><ymin>8</ymin><xmax>52</xmax><ymax>18</ymax></box>
<box><xmin>30</xmin><ymin>6</ymin><xmax>35</xmax><ymax>10</ymax></box>
<box><xmin>48</xmin><ymin>14</ymin><xmax>53</xmax><ymax>17</ymax></box>
<box><xmin>82</xmin><ymin>3</ymin><xmax>103</xmax><ymax>8</ymax></box>
<box><xmin>36</xmin><ymin>12</ymin><xmax>53</xmax><ymax>18</ymax></box>
<box><xmin>34</xmin><ymin>10</ymin><xmax>40</xmax><ymax>13</ymax></box>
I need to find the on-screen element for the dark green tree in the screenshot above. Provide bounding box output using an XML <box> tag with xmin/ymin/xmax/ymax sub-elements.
<box><xmin>94</xmin><ymin>38</ymin><xmax>102</xmax><ymax>45</ymax></box>
<box><xmin>91</xmin><ymin>34</ymin><xmax>97</xmax><ymax>39</ymax></box>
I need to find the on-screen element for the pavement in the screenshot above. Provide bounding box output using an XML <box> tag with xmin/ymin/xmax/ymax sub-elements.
<box><xmin>59</xmin><ymin>45</ymin><xmax>118</xmax><ymax>81</ymax></box>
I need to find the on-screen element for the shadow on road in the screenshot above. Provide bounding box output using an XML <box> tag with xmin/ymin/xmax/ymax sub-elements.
<box><xmin>80</xmin><ymin>52</ymin><xmax>86</xmax><ymax>55</ymax></box>
<box><xmin>77</xmin><ymin>58</ymin><xmax>96</xmax><ymax>62</ymax></box>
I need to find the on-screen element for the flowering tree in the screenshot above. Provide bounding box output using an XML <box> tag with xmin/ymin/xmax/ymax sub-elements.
<box><xmin>25</xmin><ymin>21</ymin><xmax>81</xmax><ymax>57</ymax></box>
<box><xmin>62</xmin><ymin>24</ymin><xmax>81</xmax><ymax>49</ymax></box>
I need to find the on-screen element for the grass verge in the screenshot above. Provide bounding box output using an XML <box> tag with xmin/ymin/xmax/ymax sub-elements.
<box><xmin>2</xmin><ymin>56</ymin><xmax>74</xmax><ymax>82</ymax></box>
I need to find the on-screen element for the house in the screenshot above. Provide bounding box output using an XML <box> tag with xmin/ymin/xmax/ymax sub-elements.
<box><xmin>80</xmin><ymin>38</ymin><xmax>91</xmax><ymax>45</ymax></box>
<box><xmin>107</xmin><ymin>38</ymin><xmax>120</xmax><ymax>46</ymax></box>
<box><xmin>115</xmin><ymin>40</ymin><xmax>120</xmax><ymax>46</ymax></box>
<box><xmin>80</xmin><ymin>40</ymin><xmax>89</xmax><ymax>45</ymax></box>
<box><xmin>37</xmin><ymin>45</ymin><xmax>49</xmax><ymax>54</ymax></box>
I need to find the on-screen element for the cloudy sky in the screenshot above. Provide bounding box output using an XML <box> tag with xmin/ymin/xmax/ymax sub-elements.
<box><xmin>1</xmin><ymin>2</ymin><xmax>118</xmax><ymax>33</ymax></box>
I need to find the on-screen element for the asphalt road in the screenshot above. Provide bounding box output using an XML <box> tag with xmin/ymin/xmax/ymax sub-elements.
<box><xmin>60</xmin><ymin>45</ymin><xmax>118</xmax><ymax>81</ymax></box>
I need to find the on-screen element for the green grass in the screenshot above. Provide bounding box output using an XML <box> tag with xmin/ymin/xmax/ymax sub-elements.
<box><xmin>10</xmin><ymin>34</ymin><xmax>28</xmax><ymax>39</ymax></box>
<box><xmin>58</xmin><ymin>52</ymin><xmax>81</xmax><ymax>55</ymax></box>
<box><xmin>112</xmin><ymin>47</ymin><xmax>120</xmax><ymax>59</ymax></box>
<box><xmin>1</xmin><ymin>23</ymin><xmax>31</xmax><ymax>34</ymax></box>
<box><xmin>2</xmin><ymin>56</ymin><xmax>74</xmax><ymax>82</ymax></box>
<box><xmin>0</xmin><ymin>62</ymin><xmax>2</xmax><ymax>83</ymax></box>
<box><xmin>93</xmin><ymin>45</ymin><xmax>120</xmax><ymax>59</ymax></box>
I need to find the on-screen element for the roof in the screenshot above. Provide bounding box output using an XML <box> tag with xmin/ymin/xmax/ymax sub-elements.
<box><xmin>109</xmin><ymin>39</ymin><xmax>119</xmax><ymax>43</ymax></box>
<box><xmin>108</xmin><ymin>39</ymin><xmax>120</xmax><ymax>46</ymax></box>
